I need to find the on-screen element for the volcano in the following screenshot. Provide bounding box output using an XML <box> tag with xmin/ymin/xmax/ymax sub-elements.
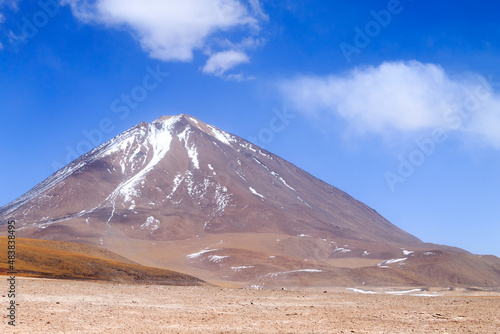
<box><xmin>1</xmin><ymin>114</ymin><xmax>499</xmax><ymax>288</ymax></box>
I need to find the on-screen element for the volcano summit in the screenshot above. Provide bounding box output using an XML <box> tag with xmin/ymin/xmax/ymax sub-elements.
<box><xmin>1</xmin><ymin>114</ymin><xmax>499</xmax><ymax>288</ymax></box>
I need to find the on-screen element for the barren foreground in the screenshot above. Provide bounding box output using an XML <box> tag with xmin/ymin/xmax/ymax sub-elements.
<box><xmin>2</xmin><ymin>278</ymin><xmax>499</xmax><ymax>333</ymax></box>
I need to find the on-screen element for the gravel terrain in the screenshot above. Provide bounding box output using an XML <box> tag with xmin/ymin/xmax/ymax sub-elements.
<box><xmin>2</xmin><ymin>278</ymin><xmax>499</xmax><ymax>333</ymax></box>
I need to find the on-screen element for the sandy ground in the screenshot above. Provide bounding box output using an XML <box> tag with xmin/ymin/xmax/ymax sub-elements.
<box><xmin>1</xmin><ymin>278</ymin><xmax>500</xmax><ymax>333</ymax></box>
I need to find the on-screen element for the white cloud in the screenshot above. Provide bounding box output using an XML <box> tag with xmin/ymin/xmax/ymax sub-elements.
<box><xmin>63</xmin><ymin>0</ymin><xmax>262</xmax><ymax>64</ymax></box>
<box><xmin>0</xmin><ymin>12</ymin><xmax>4</xmax><ymax>23</ymax></box>
<box><xmin>248</xmin><ymin>0</ymin><xmax>268</xmax><ymax>20</ymax></box>
<box><xmin>210</xmin><ymin>36</ymin><xmax>266</xmax><ymax>53</ymax></box>
<box><xmin>466</xmin><ymin>97</ymin><xmax>500</xmax><ymax>147</ymax></box>
<box><xmin>203</xmin><ymin>50</ymin><xmax>249</xmax><ymax>78</ymax></box>
<box><xmin>281</xmin><ymin>60</ymin><xmax>500</xmax><ymax>148</ymax></box>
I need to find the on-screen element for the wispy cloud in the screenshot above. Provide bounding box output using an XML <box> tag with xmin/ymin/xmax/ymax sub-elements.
<box><xmin>0</xmin><ymin>0</ymin><xmax>21</xmax><ymax>25</ymax></box>
<box><xmin>63</xmin><ymin>0</ymin><xmax>265</xmax><ymax>77</ymax></box>
<box><xmin>248</xmin><ymin>0</ymin><xmax>268</xmax><ymax>20</ymax></box>
<box><xmin>202</xmin><ymin>50</ymin><xmax>250</xmax><ymax>80</ymax></box>
<box><xmin>1</xmin><ymin>1</ymin><xmax>20</xmax><ymax>50</ymax></box>
<box><xmin>280</xmin><ymin>60</ymin><xmax>500</xmax><ymax>148</ymax></box>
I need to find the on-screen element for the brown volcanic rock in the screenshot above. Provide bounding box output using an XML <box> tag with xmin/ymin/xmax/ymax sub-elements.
<box><xmin>1</xmin><ymin>114</ymin><xmax>499</xmax><ymax>287</ymax></box>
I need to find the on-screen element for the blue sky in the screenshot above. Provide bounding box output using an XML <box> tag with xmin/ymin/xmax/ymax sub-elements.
<box><xmin>1</xmin><ymin>0</ymin><xmax>500</xmax><ymax>256</ymax></box>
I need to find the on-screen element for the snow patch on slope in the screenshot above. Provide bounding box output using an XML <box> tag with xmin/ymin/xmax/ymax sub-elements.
<box><xmin>208</xmin><ymin>125</ymin><xmax>235</xmax><ymax>146</ymax></box>
<box><xmin>140</xmin><ymin>216</ymin><xmax>160</xmax><ymax>231</ymax></box>
<box><xmin>333</xmin><ymin>246</ymin><xmax>351</xmax><ymax>253</ymax></box>
<box><xmin>100</xmin><ymin>133</ymin><xmax>137</xmax><ymax>159</ymax></box>
<box><xmin>231</xmin><ymin>266</ymin><xmax>254</xmax><ymax>271</ymax></box>
<box><xmin>107</xmin><ymin>116</ymin><xmax>181</xmax><ymax>204</ymax></box>
<box><xmin>177</xmin><ymin>126</ymin><xmax>200</xmax><ymax>169</ymax></box>
<box><xmin>346</xmin><ymin>288</ymin><xmax>376</xmax><ymax>294</ymax></box>
<box><xmin>268</xmin><ymin>269</ymin><xmax>323</xmax><ymax>277</ymax></box>
<box><xmin>377</xmin><ymin>258</ymin><xmax>407</xmax><ymax>266</ymax></box>
<box><xmin>386</xmin><ymin>289</ymin><xmax>423</xmax><ymax>295</ymax></box>
<box><xmin>249</xmin><ymin>187</ymin><xmax>265</xmax><ymax>199</ymax></box>
<box><xmin>187</xmin><ymin>249</ymin><xmax>219</xmax><ymax>259</ymax></box>
<box><xmin>204</xmin><ymin>183</ymin><xmax>232</xmax><ymax>230</ymax></box>
<box><xmin>167</xmin><ymin>173</ymin><xmax>183</xmax><ymax>200</ymax></box>
<box><xmin>208</xmin><ymin>255</ymin><xmax>229</xmax><ymax>263</ymax></box>
<box><xmin>270</xmin><ymin>170</ymin><xmax>295</xmax><ymax>191</ymax></box>
<box><xmin>239</xmin><ymin>141</ymin><xmax>257</xmax><ymax>152</ymax></box>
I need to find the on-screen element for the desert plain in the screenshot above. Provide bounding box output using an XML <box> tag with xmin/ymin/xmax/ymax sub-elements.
<box><xmin>1</xmin><ymin>278</ymin><xmax>500</xmax><ymax>333</ymax></box>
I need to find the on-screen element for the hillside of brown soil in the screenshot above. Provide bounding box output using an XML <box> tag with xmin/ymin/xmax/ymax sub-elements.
<box><xmin>0</xmin><ymin>237</ymin><xmax>203</xmax><ymax>285</ymax></box>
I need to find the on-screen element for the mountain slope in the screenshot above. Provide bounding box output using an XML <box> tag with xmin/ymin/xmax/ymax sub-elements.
<box><xmin>0</xmin><ymin>237</ymin><xmax>203</xmax><ymax>285</ymax></box>
<box><xmin>1</xmin><ymin>114</ymin><xmax>499</xmax><ymax>287</ymax></box>
<box><xmin>0</xmin><ymin>115</ymin><xmax>418</xmax><ymax>244</ymax></box>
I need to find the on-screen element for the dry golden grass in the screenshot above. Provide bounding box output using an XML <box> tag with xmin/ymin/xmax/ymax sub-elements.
<box><xmin>0</xmin><ymin>237</ymin><xmax>203</xmax><ymax>285</ymax></box>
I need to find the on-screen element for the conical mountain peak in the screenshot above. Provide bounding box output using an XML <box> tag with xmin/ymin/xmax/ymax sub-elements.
<box><xmin>1</xmin><ymin>114</ymin><xmax>499</xmax><ymax>288</ymax></box>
